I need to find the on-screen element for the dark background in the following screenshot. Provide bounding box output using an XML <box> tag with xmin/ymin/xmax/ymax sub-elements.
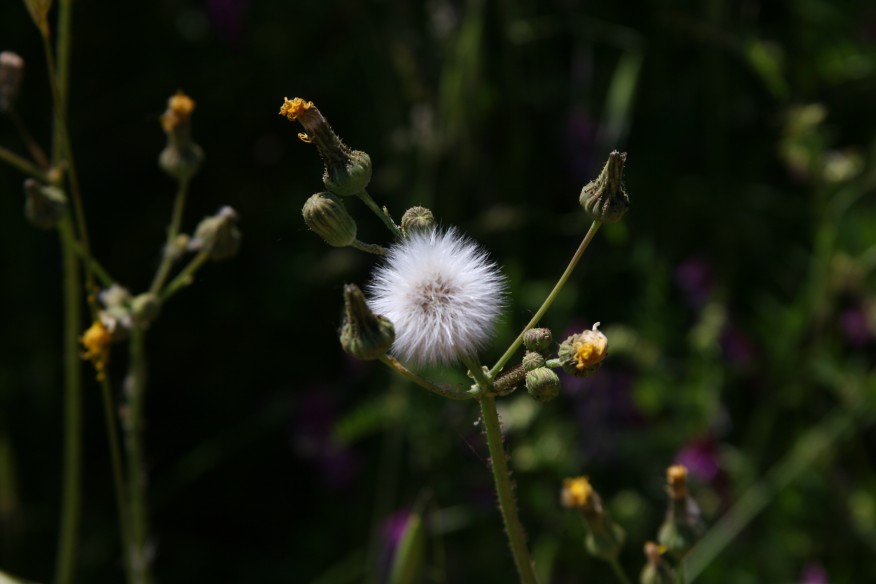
<box><xmin>1</xmin><ymin>0</ymin><xmax>875</xmax><ymax>582</ymax></box>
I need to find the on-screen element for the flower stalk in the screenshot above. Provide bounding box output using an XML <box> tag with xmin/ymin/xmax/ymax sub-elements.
<box><xmin>125</xmin><ymin>325</ymin><xmax>151</xmax><ymax>584</ymax></box>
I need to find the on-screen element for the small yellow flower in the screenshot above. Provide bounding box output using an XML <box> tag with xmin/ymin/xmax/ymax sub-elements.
<box><xmin>561</xmin><ymin>476</ymin><xmax>593</xmax><ymax>510</ymax></box>
<box><xmin>160</xmin><ymin>90</ymin><xmax>196</xmax><ymax>132</ymax></box>
<box><xmin>81</xmin><ymin>320</ymin><xmax>112</xmax><ymax>381</ymax></box>
<box><xmin>278</xmin><ymin>97</ymin><xmax>314</xmax><ymax>122</ymax></box>
<box><xmin>666</xmin><ymin>464</ymin><xmax>689</xmax><ymax>499</ymax></box>
<box><xmin>573</xmin><ymin>331</ymin><xmax>607</xmax><ymax>370</ymax></box>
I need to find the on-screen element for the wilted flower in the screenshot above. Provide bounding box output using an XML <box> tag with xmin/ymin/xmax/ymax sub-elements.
<box><xmin>81</xmin><ymin>321</ymin><xmax>113</xmax><ymax>381</ymax></box>
<box><xmin>367</xmin><ymin>227</ymin><xmax>506</xmax><ymax>366</ymax></box>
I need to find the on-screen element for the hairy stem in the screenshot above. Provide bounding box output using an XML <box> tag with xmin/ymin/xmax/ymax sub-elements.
<box><xmin>350</xmin><ymin>240</ymin><xmax>387</xmax><ymax>255</ymax></box>
<box><xmin>378</xmin><ymin>355</ymin><xmax>476</xmax><ymax>400</ymax></box>
<box><xmin>490</xmin><ymin>220</ymin><xmax>601</xmax><ymax>377</ymax></box>
<box><xmin>54</xmin><ymin>217</ymin><xmax>82</xmax><ymax>584</ymax></box>
<box><xmin>356</xmin><ymin>189</ymin><xmax>402</xmax><ymax>238</ymax></box>
<box><xmin>125</xmin><ymin>326</ymin><xmax>151</xmax><ymax>584</ymax></box>
<box><xmin>478</xmin><ymin>393</ymin><xmax>539</xmax><ymax>584</ymax></box>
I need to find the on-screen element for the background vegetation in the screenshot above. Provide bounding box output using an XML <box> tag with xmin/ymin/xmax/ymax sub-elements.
<box><xmin>1</xmin><ymin>0</ymin><xmax>875</xmax><ymax>582</ymax></box>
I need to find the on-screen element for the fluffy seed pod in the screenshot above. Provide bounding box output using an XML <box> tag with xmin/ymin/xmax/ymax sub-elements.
<box><xmin>302</xmin><ymin>192</ymin><xmax>357</xmax><ymax>247</ymax></box>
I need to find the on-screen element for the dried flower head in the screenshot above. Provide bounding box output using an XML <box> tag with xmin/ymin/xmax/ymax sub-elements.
<box><xmin>367</xmin><ymin>227</ymin><xmax>505</xmax><ymax>366</ymax></box>
<box><xmin>558</xmin><ymin>323</ymin><xmax>608</xmax><ymax>377</ymax></box>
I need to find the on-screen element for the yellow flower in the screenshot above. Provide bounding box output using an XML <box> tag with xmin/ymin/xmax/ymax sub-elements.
<box><xmin>160</xmin><ymin>90</ymin><xmax>196</xmax><ymax>132</ymax></box>
<box><xmin>666</xmin><ymin>464</ymin><xmax>689</xmax><ymax>499</ymax></box>
<box><xmin>278</xmin><ymin>97</ymin><xmax>314</xmax><ymax>122</ymax></box>
<box><xmin>561</xmin><ymin>476</ymin><xmax>593</xmax><ymax>510</ymax></box>
<box><xmin>81</xmin><ymin>320</ymin><xmax>112</xmax><ymax>381</ymax></box>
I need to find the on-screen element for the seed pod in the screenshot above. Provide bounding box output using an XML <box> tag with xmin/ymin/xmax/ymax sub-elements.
<box><xmin>525</xmin><ymin>367</ymin><xmax>560</xmax><ymax>402</ymax></box>
<box><xmin>339</xmin><ymin>284</ymin><xmax>395</xmax><ymax>360</ymax></box>
<box><xmin>580</xmin><ymin>151</ymin><xmax>629</xmax><ymax>223</ymax></box>
<box><xmin>523</xmin><ymin>327</ymin><xmax>553</xmax><ymax>354</ymax></box>
<box><xmin>302</xmin><ymin>192</ymin><xmax>357</xmax><ymax>247</ymax></box>
<box><xmin>400</xmin><ymin>206</ymin><xmax>435</xmax><ymax>237</ymax></box>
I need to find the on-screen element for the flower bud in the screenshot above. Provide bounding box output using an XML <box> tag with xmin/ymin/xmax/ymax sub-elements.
<box><xmin>523</xmin><ymin>327</ymin><xmax>553</xmax><ymax>354</ymax></box>
<box><xmin>302</xmin><ymin>192</ymin><xmax>357</xmax><ymax>247</ymax></box>
<box><xmin>0</xmin><ymin>51</ymin><xmax>25</xmax><ymax>113</ymax></box>
<box><xmin>561</xmin><ymin>476</ymin><xmax>626</xmax><ymax>561</ymax></box>
<box><xmin>23</xmin><ymin>178</ymin><xmax>67</xmax><ymax>230</ymax></box>
<box><xmin>190</xmin><ymin>206</ymin><xmax>242</xmax><ymax>261</ymax></box>
<box><xmin>159</xmin><ymin>90</ymin><xmax>204</xmax><ymax>181</ymax></box>
<box><xmin>400</xmin><ymin>206</ymin><xmax>435</xmax><ymax>236</ymax></box>
<box><xmin>81</xmin><ymin>320</ymin><xmax>112</xmax><ymax>381</ymax></box>
<box><xmin>640</xmin><ymin>542</ymin><xmax>675</xmax><ymax>584</ymax></box>
<box><xmin>521</xmin><ymin>350</ymin><xmax>545</xmax><ymax>372</ymax></box>
<box><xmin>279</xmin><ymin>97</ymin><xmax>372</xmax><ymax>196</ymax></box>
<box><xmin>558</xmin><ymin>323</ymin><xmax>608</xmax><ymax>378</ymax></box>
<box><xmin>658</xmin><ymin>464</ymin><xmax>705</xmax><ymax>559</ymax></box>
<box><xmin>339</xmin><ymin>284</ymin><xmax>395</xmax><ymax>360</ymax></box>
<box><xmin>131</xmin><ymin>293</ymin><xmax>161</xmax><ymax>329</ymax></box>
<box><xmin>97</xmin><ymin>284</ymin><xmax>133</xmax><ymax>341</ymax></box>
<box><xmin>580</xmin><ymin>151</ymin><xmax>629</xmax><ymax>223</ymax></box>
<box><xmin>525</xmin><ymin>367</ymin><xmax>560</xmax><ymax>402</ymax></box>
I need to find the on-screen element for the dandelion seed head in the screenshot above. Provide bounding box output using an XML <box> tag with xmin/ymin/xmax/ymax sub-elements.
<box><xmin>367</xmin><ymin>227</ymin><xmax>506</xmax><ymax>366</ymax></box>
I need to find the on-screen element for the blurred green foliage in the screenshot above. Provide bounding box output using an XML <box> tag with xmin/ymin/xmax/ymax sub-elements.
<box><xmin>1</xmin><ymin>0</ymin><xmax>875</xmax><ymax>582</ymax></box>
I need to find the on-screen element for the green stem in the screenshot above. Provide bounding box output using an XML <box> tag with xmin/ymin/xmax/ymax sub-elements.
<box><xmin>676</xmin><ymin>560</ymin><xmax>686</xmax><ymax>584</ymax></box>
<box><xmin>478</xmin><ymin>393</ymin><xmax>539</xmax><ymax>584</ymax></box>
<box><xmin>378</xmin><ymin>355</ymin><xmax>476</xmax><ymax>400</ymax></box>
<box><xmin>125</xmin><ymin>326</ymin><xmax>151</xmax><ymax>584</ymax></box>
<box><xmin>490</xmin><ymin>220</ymin><xmax>601</xmax><ymax>377</ymax></box>
<box><xmin>68</xmin><ymin>237</ymin><xmax>114</xmax><ymax>287</ymax></box>
<box><xmin>685</xmin><ymin>404</ymin><xmax>868</xmax><ymax>582</ymax></box>
<box><xmin>0</xmin><ymin>145</ymin><xmax>48</xmax><ymax>180</ymax></box>
<box><xmin>158</xmin><ymin>251</ymin><xmax>210</xmax><ymax>302</ymax></box>
<box><xmin>99</xmin><ymin>378</ymin><xmax>133</xmax><ymax>581</ymax></box>
<box><xmin>609</xmin><ymin>558</ymin><xmax>633</xmax><ymax>584</ymax></box>
<box><xmin>350</xmin><ymin>240</ymin><xmax>387</xmax><ymax>255</ymax></box>
<box><xmin>55</xmin><ymin>217</ymin><xmax>82</xmax><ymax>584</ymax></box>
<box><xmin>150</xmin><ymin>178</ymin><xmax>191</xmax><ymax>295</ymax></box>
<box><xmin>356</xmin><ymin>189</ymin><xmax>402</xmax><ymax>238</ymax></box>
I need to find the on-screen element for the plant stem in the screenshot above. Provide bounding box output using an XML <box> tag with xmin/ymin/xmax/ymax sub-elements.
<box><xmin>150</xmin><ymin>178</ymin><xmax>191</xmax><ymax>294</ymax></box>
<box><xmin>10</xmin><ymin>111</ymin><xmax>50</xmax><ymax>170</ymax></box>
<box><xmin>378</xmin><ymin>355</ymin><xmax>476</xmax><ymax>400</ymax></box>
<box><xmin>99</xmin><ymin>377</ymin><xmax>133</xmax><ymax>581</ymax></box>
<box><xmin>609</xmin><ymin>558</ymin><xmax>633</xmax><ymax>584</ymax></box>
<box><xmin>158</xmin><ymin>251</ymin><xmax>210</xmax><ymax>302</ymax></box>
<box><xmin>0</xmin><ymin>145</ymin><xmax>48</xmax><ymax>180</ymax></box>
<box><xmin>68</xmin><ymin>237</ymin><xmax>114</xmax><ymax>287</ymax></box>
<box><xmin>490</xmin><ymin>220</ymin><xmax>601</xmax><ymax>377</ymax></box>
<box><xmin>55</xmin><ymin>217</ymin><xmax>82</xmax><ymax>584</ymax></box>
<box><xmin>478</xmin><ymin>393</ymin><xmax>538</xmax><ymax>584</ymax></box>
<box><xmin>356</xmin><ymin>189</ymin><xmax>402</xmax><ymax>238</ymax></box>
<box><xmin>125</xmin><ymin>326</ymin><xmax>151</xmax><ymax>584</ymax></box>
<box><xmin>350</xmin><ymin>240</ymin><xmax>387</xmax><ymax>255</ymax></box>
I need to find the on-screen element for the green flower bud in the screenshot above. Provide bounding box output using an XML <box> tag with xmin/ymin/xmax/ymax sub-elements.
<box><xmin>580</xmin><ymin>151</ymin><xmax>629</xmax><ymax>223</ymax></box>
<box><xmin>400</xmin><ymin>206</ymin><xmax>435</xmax><ymax>236</ymax></box>
<box><xmin>190</xmin><ymin>206</ymin><xmax>242</xmax><ymax>261</ymax></box>
<box><xmin>23</xmin><ymin>178</ymin><xmax>67</xmax><ymax>230</ymax></box>
<box><xmin>521</xmin><ymin>350</ymin><xmax>545</xmax><ymax>372</ymax></box>
<box><xmin>657</xmin><ymin>465</ymin><xmax>705</xmax><ymax>559</ymax></box>
<box><xmin>339</xmin><ymin>284</ymin><xmax>395</xmax><ymax>360</ymax></box>
<box><xmin>558</xmin><ymin>323</ymin><xmax>607</xmax><ymax>378</ymax></box>
<box><xmin>523</xmin><ymin>327</ymin><xmax>553</xmax><ymax>354</ymax></box>
<box><xmin>0</xmin><ymin>51</ymin><xmax>25</xmax><ymax>113</ymax></box>
<box><xmin>640</xmin><ymin>542</ymin><xmax>675</xmax><ymax>584</ymax></box>
<box><xmin>159</xmin><ymin>91</ymin><xmax>204</xmax><ymax>181</ymax></box>
<box><xmin>525</xmin><ymin>367</ymin><xmax>560</xmax><ymax>402</ymax></box>
<box><xmin>302</xmin><ymin>192</ymin><xmax>357</xmax><ymax>247</ymax></box>
<box><xmin>561</xmin><ymin>476</ymin><xmax>626</xmax><ymax>561</ymax></box>
<box><xmin>131</xmin><ymin>293</ymin><xmax>161</xmax><ymax>329</ymax></box>
<box><xmin>278</xmin><ymin>98</ymin><xmax>372</xmax><ymax>196</ymax></box>
<box><xmin>324</xmin><ymin>150</ymin><xmax>372</xmax><ymax>197</ymax></box>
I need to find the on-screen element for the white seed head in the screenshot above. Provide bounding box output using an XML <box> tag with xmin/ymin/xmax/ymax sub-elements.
<box><xmin>367</xmin><ymin>227</ymin><xmax>506</xmax><ymax>366</ymax></box>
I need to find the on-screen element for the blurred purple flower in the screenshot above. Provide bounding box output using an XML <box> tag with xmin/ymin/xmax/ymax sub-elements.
<box><xmin>675</xmin><ymin>257</ymin><xmax>715</xmax><ymax>310</ymax></box>
<box><xmin>839</xmin><ymin>304</ymin><xmax>873</xmax><ymax>348</ymax></box>
<box><xmin>205</xmin><ymin>0</ymin><xmax>248</xmax><ymax>44</ymax></box>
<box><xmin>382</xmin><ymin>510</ymin><xmax>413</xmax><ymax>557</ymax></box>
<box><xmin>675</xmin><ymin>438</ymin><xmax>720</xmax><ymax>484</ymax></box>
<box><xmin>800</xmin><ymin>562</ymin><xmax>829</xmax><ymax>584</ymax></box>
<box><xmin>292</xmin><ymin>391</ymin><xmax>361</xmax><ymax>489</ymax></box>
<box><xmin>720</xmin><ymin>323</ymin><xmax>756</xmax><ymax>368</ymax></box>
